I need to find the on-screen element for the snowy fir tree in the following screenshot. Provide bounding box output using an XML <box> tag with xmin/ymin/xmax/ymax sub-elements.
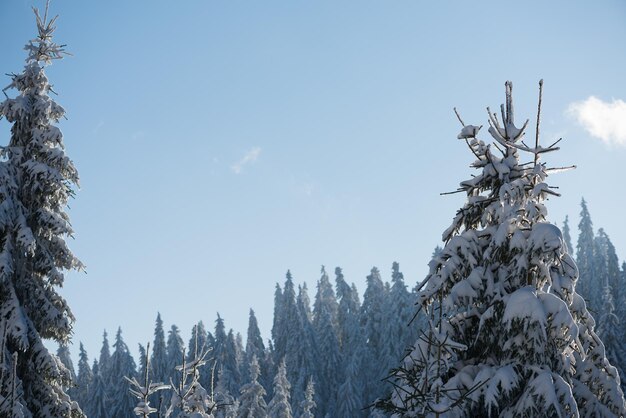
<box><xmin>166</xmin><ymin>345</ymin><xmax>216</xmax><ymax>418</ymax></box>
<box><xmin>187</xmin><ymin>321</ymin><xmax>212</xmax><ymax>391</ymax></box>
<box><xmin>576</xmin><ymin>199</ymin><xmax>597</xmax><ymax>312</ymax></box>
<box><xmin>213</xmin><ymin>316</ymin><xmax>241</xmax><ymax>398</ymax></box>
<box><xmin>151</xmin><ymin>314</ymin><xmax>168</xmax><ymax>386</ymax></box>
<box><xmin>312</xmin><ymin>267</ymin><xmax>340</xmax><ymax>417</ymax></box>
<box><xmin>126</xmin><ymin>343</ymin><xmax>169</xmax><ymax>418</ymax></box>
<box><xmin>379</xmin><ymin>81</ymin><xmax>626</xmax><ymax>417</ymax></box>
<box><xmin>138</xmin><ymin>344</ymin><xmax>148</xmax><ymax>387</ymax></box>
<box><xmin>385</xmin><ymin>263</ymin><xmax>416</xmax><ymax>378</ymax></box>
<box><xmin>597</xmin><ymin>282</ymin><xmax>626</xmax><ymax>390</ymax></box>
<box><xmin>0</xmin><ymin>5</ymin><xmax>85</xmax><ymax>417</ymax></box>
<box><xmin>299</xmin><ymin>379</ymin><xmax>316</xmax><ymax>418</ymax></box>
<box><xmin>214</xmin><ymin>367</ymin><xmax>239</xmax><ymax>418</ymax></box>
<box><xmin>57</xmin><ymin>344</ymin><xmax>76</xmax><ymax>386</ymax></box>
<box><xmin>98</xmin><ymin>330</ymin><xmax>111</xmax><ymax>385</ymax></box>
<box><xmin>292</xmin><ymin>283</ymin><xmax>318</xmax><ymax>416</ymax></box>
<box><xmin>167</xmin><ymin>325</ymin><xmax>185</xmax><ymax>389</ymax></box>
<box><xmin>74</xmin><ymin>343</ymin><xmax>93</xmax><ymax>409</ymax></box>
<box><xmin>361</xmin><ymin>267</ymin><xmax>389</xmax><ymax>405</ymax></box>
<box><xmin>236</xmin><ymin>355</ymin><xmax>267</xmax><ymax>418</ymax></box>
<box><xmin>86</xmin><ymin>361</ymin><xmax>109</xmax><ymax>418</ymax></box>
<box><xmin>335</xmin><ymin>267</ymin><xmax>367</xmax><ymax>418</ymax></box>
<box><xmin>244</xmin><ymin>310</ymin><xmax>266</xmax><ymax>386</ymax></box>
<box><xmin>267</xmin><ymin>359</ymin><xmax>292</xmax><ymax>418</ymax></box>
<box><xmin>562</xmin><ymin>216</ymin><xmax>574</xmax><ymax>255</ymax></box>
<box><xmin>108</xmin><ymin>328</ymin><xmax>138</xmax><ymax>418</ymax></box>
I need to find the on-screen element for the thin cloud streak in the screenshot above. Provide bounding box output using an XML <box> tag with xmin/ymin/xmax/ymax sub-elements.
<box><xmin>231</xmin><ymin>147</ymin><xmax>261</xmax><ymax>174</ymax></box>
<box><xmin>567</xmin><ymin>96</ymin><xmax>626</xmax><ymax>147</ymax></box>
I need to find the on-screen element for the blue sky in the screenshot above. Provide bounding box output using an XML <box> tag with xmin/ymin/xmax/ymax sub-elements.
<box><xmin>1</xmin><ymin>1</ymin><xmax>625</xmax><ymax>363</ymax></box>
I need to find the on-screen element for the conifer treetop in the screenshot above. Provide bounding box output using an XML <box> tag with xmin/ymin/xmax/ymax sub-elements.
<box><xmin>383</xmin><ymin>81</ymin><xmax>625</xmax><ymax>418</ymax></box>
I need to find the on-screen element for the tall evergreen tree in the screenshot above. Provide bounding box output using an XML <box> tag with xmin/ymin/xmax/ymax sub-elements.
<box><xmin>108</xmin><ymin>328</ymin><xmax>138</xmax><ymax>418</ymax></box>
<box><xmin>312</xmin><ymin>268</ymin><xmax>340</xmax><ymax>418</ymax></box>
<box><xmin>576</xmin><ymin>199</ymin><xmax>596</xmax><ymax>309</ymax></box>
<box><xmin>99</xmin><ymin>330</ymin><xmax>111</xmax><ymax>382</ymax></box>
<box><xmin>313</xmin><ymin>266</ymin><xmax>339</xmax><ymax>330</ymax></box>
<box><xmin>381</xmin><ymin>82</ymin><xmax>626</xmax><ymax>416</ymax></box>
<box><xmin>57</xmin><ymin>344</ymin><xmax>76</xmax><ymax>388</ymax></box>
<box><xmin>0</xmin><ymin>6</ymin><xmax>84</xmax><ymax>416</ymax></box>
<box><xmin>166</xmin><ymin>325</ymin><xmax>184</xmax><ymax>382</ymax></box>
<box><xmin>245</xmin><ymin>309</ymin><xmax>265</xmax><ymax>383</ymax></box>
<box><xmin>595</xmin><ymin>229</ymin><xmax>621</xmax><ymax>298</ymax></box>
<box><xmin>299</xmin><ymin>379</ymin><xmax>316</xmax><ymax>418</ymax></box>
<box><xmin>223</xmin><ymin>329</ymin><xmax>242</xmax><ymax>396</ymax></box>
<box><xmin>336</xmin><ymin>351</ymin><xmax>363</xmax><ymax>418</ymax></box>
<box><xmin>385</xmin><ymin>262</ymin><xmax>415</xmax><ymax>373</ymax></box>
<box><xmin>361</xmin><ymin>267</ymin><xmax>388</xmax><ymax>404</ymax></box>
<box><xmin>268</xmin><ymin>360</ymin><xmax>292</xmax><ymax>418</ymax></box>
<box><xmin>151</xmin><ymin>313</ymin><xmax>168</xmax><ymax>384</ymax></box>
<box><xmin>274</xmin><ymin>272</ymin><xmax>299</xmax><ymax>391</ymax></box>
<box><xmin>86</xmin><ymin>361</ymin><xmax>109</xmax><ymax>418</ymax></box>
<box><xmin>75</xmin><ymin>343</ymin><xmax>93</xmax><ymax>409</ymax></box>
<box><xmin>335</xmin><ymin>267</ymin><xmax>366</xmax><ymax>418</ymax></box>
<box><xmin>597</xmin><ymin>282</ymin><xmax>626</xmax><ymax>390</ymax></box>
<box><xmin>237</xmin><ymin>356</ymin><xmax>268</xmax><ymax>418</ymax></box>
<box><xmin>271</xmin><ymin>283</ymin><xmax>284</xmax><ymax>362</ymax></box>
<box><xmin>137</xmin><ymin>344</ymin><xmax>148</xmax><ymax>389</ymax></box>
<box><xmin>562</xmin><ymin>216</ymin><xmax>574</xmax><ymax>255</ymax></box>
<box><xmin>245</xmin><ymin>309</ymin><xmax>272</xmax><ymax>395</ymax></box>
<box><xmin>188</xmin><ymin>321</ymin><xmax>211</xmax><ymax>391</ymax></box>
<box><xmin>291</xmin><ymin>283</ymin><xmax>318</xmax><ymax>416</ymax></box>
<box><xmin>215</xmin><ymin>367</ymin><xmax>239</xmax><ymax>418</ymax></box>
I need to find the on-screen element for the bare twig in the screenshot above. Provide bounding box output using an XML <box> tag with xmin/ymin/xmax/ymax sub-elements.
<box><xmin>453</xmin><ymin>107</ymin><xmax>465</xmax><ymax>127</ymax></box>
<box><xmin>534</xmin><ymin>79</ymin><xmax>544</xmax><ymax>166</ymax></box>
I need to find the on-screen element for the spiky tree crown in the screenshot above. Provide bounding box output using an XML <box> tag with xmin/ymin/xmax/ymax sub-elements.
<box><xmin>0</xmin><ymin>4</ymin><xmax>83</xmax><ymax>417</ymax></box>
<box><xmin>383</xmin><ymin>82</ymin><xmax>626</xmax><ymax>418</ymax></box>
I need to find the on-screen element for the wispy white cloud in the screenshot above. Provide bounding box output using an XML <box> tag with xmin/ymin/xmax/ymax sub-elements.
<box><xmin>567</xmin><ymin>96</ymin><xmax>626</xmax><ymax>147</ymax></box>
<box><xmin>231</xmin><ymin>147</ymin><xmax>261</xmax><ymax>174</ymax></box>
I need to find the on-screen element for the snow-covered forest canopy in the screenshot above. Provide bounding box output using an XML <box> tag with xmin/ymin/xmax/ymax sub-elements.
<box><xmin>2</xmin><ymin>1</ymin><xmax>626</xmax><ymax>418</ymax></box>
<box><xmin>64</xmin><ymin>199</ymin><xmax>626</xmax><ymax>417</ymax></box>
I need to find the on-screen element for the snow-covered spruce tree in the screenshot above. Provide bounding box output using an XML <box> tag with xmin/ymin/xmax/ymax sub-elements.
<box><xmin>57</xmin><ymin>344</ymin><xmax>76</xmax><ymax>386</ymax></box>
<box><xmin>335</xmin><ymin>267</ymin><xmax>366</xmax><ymax>418</ymax></box>
<box><xmin>138</xmin><ymin>344</ymin><xmax>148</xmax><ymax>385</ymax></box>
<box><xmin>0</xmin><ymin>6</ymin><xmax>84</xmax><ymax>417</ymax></box>
<box><xmin>576</xmin><ymin>199</ymin><xmax>596</xmax><ymax>311</ymax></box>
<box><xmin>167</xmin><ymin>325</ymin><xmax>185</xmax><ymax>390</ymax></box>
<box><xmin>597</xmin><ymin>282</ymin><xmax>626</xmax><ymax>390</ymax></box>
<box><xmin>74</xmin><ymin>343</ymin><xmax>93</xmax><ymax>408</ymax></box>
<box><xmin>562</xmin><ymin>216</ymin><xmax>574</xmax><ymax>256</ymax></box>
<box><xmin>151</xmin><ymin>314</ymin><xmax>168</xmax><ymax>386</ymax></box>
<box><xmin>361</xmin><ymin>267</ymin><xmax>389</xmax><ymax>405</ymax></box>
<box><xmin>293</xmin><ymin>283</ymin><xmax>318</xmax><ymax>416</ymax></box>
<box><xmin>187</xmin><ymin>321</ymin><xmax>212</xmax><ymax>391</ymax></box>
<box><xmin>380</xmin><ymin>81</ymin><xmax>626</xmax><ymax>417</ymax></box>
<box><xmin>126</xmin><ymin>343</ymin><xmax>170</xmax><ymax>418</ymax></box>
<box><xmin>224</xmin><ymin>330</ymin><xmax>242</xmax><ymax>396</ymax></box>
<box><xmin>237</xmin><ymin>355</ymin><xmax>268</xmax><ymax>418</ymax></box>
<box><xmin>299</xmin><ymin>378</ymin><xmax>316</xmax><ymax>418</ymax></box>
<box><xmin>312</xmin><ymin>267</ymin><xmax>340</xmax><ymax>417</ymax></box>
<box><xmin>166</xmin><ymin>345</ymin><xmax>216</xmax><ymax>418</ymax></box>
<box><xmin>108</xmin><ymin>328</ymin><xmax>138</xmax><ymax>418</ymax></box>
<box><xmin>86</xmin><ymin>360</ymin><xmax>109</xmax><ymax>418</ymax></box>
<box><xmin>385</xmin><ymin>263</ymin><xmax>417</xmax><ymax>377</ymax></box>
<box><xmin>244</xmin><ymin>309</ymin><xmax>266</xmax><ymax>386</ymax></box>
<box><xmin>267</xmin><ymin>359</ymin><xmax>292</xmax><ymax>418</ymax></box>
<box><xmin>214</xmin><ymin>367</ymin><xmax>239</xmax><ymax>418</ymax></box>
<box><xmin>98</xmin><ymin>330</ymin><xmax>111</xmax><ymax>381</ymax></box>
